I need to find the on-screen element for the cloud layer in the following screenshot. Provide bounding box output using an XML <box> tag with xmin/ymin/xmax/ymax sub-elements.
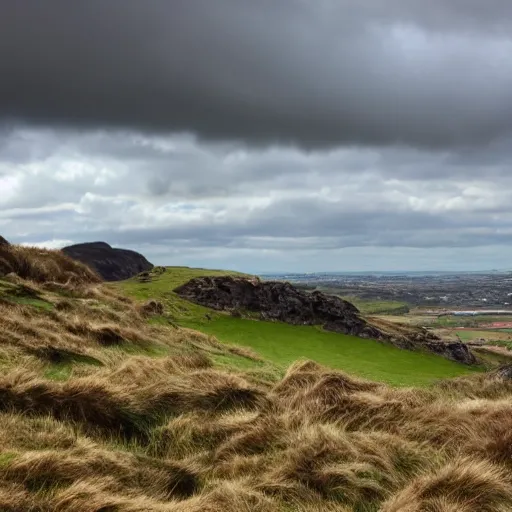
<box><xmin>1</xmin><ymin>1</ymin><xmax>512</xmax><ymax>148</ymax></box>
<box><xmin>1</xmin><ymin>127</ymin><xmax>512</xmax><ymax>271</ymax></box>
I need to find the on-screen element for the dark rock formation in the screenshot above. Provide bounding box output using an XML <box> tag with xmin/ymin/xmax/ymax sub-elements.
<box><xmin>495</xmin><ymin>365</ymin><xmax>512</xmax><ymax>380</ymax></box>
<box><xmin>0</xmin><ymin>236</ymin><xmax>9</xmax><ymax>245</ymax></box>
<box><xmin>175</xmin><ymin>275</ymin><xmax>476</xmax><ymax>364</ymax></box>
<box><xmin>175</xmin><ymin>275</ymin><xmax>381</xmax><ymax>338</ymax></box>
<box><xmin>423</xmin><ymin>341</ymin><xmax>476</xmax><ymax>365</ymax></box>
<box><xmin>62</xmin><ymin>242</ymin><xmax>153</xmax><ymax>281</ymax></box>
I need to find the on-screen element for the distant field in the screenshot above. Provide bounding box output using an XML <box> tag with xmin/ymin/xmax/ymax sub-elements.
<box><xmin>433</xmin><ymin>315</ymin><xmax>512</xmax><ymax>328</ymax></box>
<box><xmin>115</xmin><ymin>267</ymin><xmax>481</xmax><ymax>387</ymax></box>
<box><xmin>340</xmin><ymin>296</ymin><xmax>410</xmax><ymax>315</ymax></box>
<box><xmin>454</xmin><ymin>330</ymin><xmax>501</xmax><ymax>342</ymax></box>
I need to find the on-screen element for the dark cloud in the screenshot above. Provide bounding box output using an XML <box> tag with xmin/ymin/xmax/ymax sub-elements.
<box><xmin>1</xmin><ymin>1</ymin><xmax>512</xmax><ymax>148</ymax></box>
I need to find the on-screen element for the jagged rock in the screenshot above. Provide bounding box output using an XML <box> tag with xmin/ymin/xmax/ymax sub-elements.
<box><xmin>495</xmin><ymin>365</ymin><xmax>512</xmax><ymax>380</ymax></box>
<box><xmin>175</xmin><ymin>275</ymin><xmax>476</xmax><ymax>364</ymax></box>
<box><xmin>0</xmin><ymin>235</ymin><xmax>9</xmax><ymax>245</ymax></box>
<box><xmin>423</xmin><ymin>341</ymin><xmax>476</xmax><ymax>365</ymax></box>
<box><xmin>176</xmin><ymin>276</ymin><xmax>389</xmax><ymax>339</ymax></box>
<box><xmin>62</xmin><ymin>241</ymin><xmax>153</xmax><ymax>281</ymax></box>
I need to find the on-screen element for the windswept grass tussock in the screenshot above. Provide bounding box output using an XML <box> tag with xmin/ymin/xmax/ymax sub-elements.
<box><xmin>0</xmin><ymin>244</ymin><xmax>100</xmax><ymax>286</ymax></box>
<box><xmin>0</xmin><ymin>245</ymin><xmax>512</xmax><ymax>510</ymax></box>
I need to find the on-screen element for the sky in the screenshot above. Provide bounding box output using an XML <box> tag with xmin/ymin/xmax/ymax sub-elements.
<box><xmin>1</xmin><ymin>1</ymin><xmax>512</xmax><ymax>273</ymax></box>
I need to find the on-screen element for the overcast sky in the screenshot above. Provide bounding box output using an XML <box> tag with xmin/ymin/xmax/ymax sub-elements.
<box><xmin>1</xmin><ymin>1</ymin><xmax>512</xmax><ymax>272</ymax></box>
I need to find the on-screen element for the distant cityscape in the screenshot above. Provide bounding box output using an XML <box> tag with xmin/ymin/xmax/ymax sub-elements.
<box><xmin>262</xmin><ymin>271</ymin><xmax>512</xmax><ymax>309</ymax></box>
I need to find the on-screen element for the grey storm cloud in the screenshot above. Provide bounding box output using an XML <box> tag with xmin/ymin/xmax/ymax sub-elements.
<box><xmin>1</xmin><ymin>1</ymin><xmax>512</xmax><ymax>148</ymax></box>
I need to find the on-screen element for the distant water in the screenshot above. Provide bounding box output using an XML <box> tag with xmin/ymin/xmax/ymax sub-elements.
<box><xmin>260</xmin><ymin>270</ymin><xmax>512</xmax><ymax>278</ymax></box>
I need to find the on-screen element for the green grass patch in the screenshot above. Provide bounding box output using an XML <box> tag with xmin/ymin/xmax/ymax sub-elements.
<box><xmin>433</xmin><ymin>315</ymin><xmax>512</xmax><ymax>328</ymax></box>
<box><xmin>181</xmin><ymin>316</ymin><xmax>481</xmax><ymax>387</ymax></box>
<box><xmin>42</xmin><ymin>351</ymin><xmax>104</xmax><ymax>381</ymax></box>
<box><xmin>104</xmin><ymin>342</ymin><xmax>172</xmax><ymax>358</ymax></box>
<box><xmin>0</xmin><ymin>451</ymin><xmax>17</xmax><ymax>467</ymax></box>
<box><xmin>44</xmin><ymin>363</ymin><xmax>74</xmax><ymax>381</ymax></box>
<box><xmin>341</xmin><ymin>296</ymin><xmax>410</xmax><ymax>315</ymax></box>
<box><xmin>0</xmin><ymin>279</ymin><xmax>53</xmax><ymax>310</ymax></box>
<box><xmin>114</xmin><ymin>265</ymin><xmax>247</xmax><ymax>301</ymax></box>
<box><xmin>7</xmin><ymin>295</ymin><xmax>54</xmax><ymax>310</ymax></box>
<box><xmin>454</xmin><ymin>330</ymin><xmax>490</xmax><ymax>342</ymax></box>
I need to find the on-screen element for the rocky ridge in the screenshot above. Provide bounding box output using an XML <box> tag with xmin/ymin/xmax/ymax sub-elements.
<box><xmin>62</xmin><ymin>242</ymin><xmax>153</xmax><ymax>281</ymax></box>
<box><xmin>175</xmin><ymin>275</ymin><xmax>476</xmax><ymax>364</ymax></box>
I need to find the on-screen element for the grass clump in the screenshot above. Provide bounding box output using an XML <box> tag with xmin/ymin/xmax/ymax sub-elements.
<box><xmin>0</xmin><ymin>244</ymin><xmax>100</xmax><ymax>286</ymax></box>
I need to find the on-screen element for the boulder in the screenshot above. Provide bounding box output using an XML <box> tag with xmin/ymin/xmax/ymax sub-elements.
<box><xmin>495</xmin><ymin>365</ymin><xmax>512</xmax><ymax>380</ymax></box>
<box><xmin>62</xmin><ymin>242</ymin><xmax>153</xmax><ymax>281</ymax></box>
<box><xmin>423</xmin><ymin>341</ymin><xmax>476</xmax><ymax>365</ymax></box>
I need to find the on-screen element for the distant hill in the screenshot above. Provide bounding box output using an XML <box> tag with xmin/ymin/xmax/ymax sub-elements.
<box><xmin>62</xmin><ymin>241</ymin><xmax>153</xmax><ymax>281</ymax></box>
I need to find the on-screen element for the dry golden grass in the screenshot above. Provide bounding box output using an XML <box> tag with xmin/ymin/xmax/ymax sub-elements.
<box><xmin>0</xmin><ymin>244</ymin><xmax>100</xmax><ymax>286</ymax></box>
<box><xmin>0</xmin><ymin>245</ymin><xmax>512</xmax><ymax>510</ymax></box>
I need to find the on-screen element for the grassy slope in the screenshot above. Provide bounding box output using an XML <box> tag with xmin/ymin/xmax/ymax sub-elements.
<box><xmin>114</xmin><ymin>267</ymin><xmax>480</xmax><ymax>387</ymax></box>
<box><xmin>340</xmin><ymin>296</ymin><xmax>409</xmax><ymax>315</ymax></box>
<box><xmin>117</xmin><ymin>266</ymin><xmax>249</xmax><ymax>321</ymax></box>
<box><xmin>182</xmin><ymin>317</ymin><xmax>479</xmax><ymax>386</ymax></box>
<box><xmin>2</xmin><ymin>248</ymin><xmax>512</xmax><ymax>511</ymax></box>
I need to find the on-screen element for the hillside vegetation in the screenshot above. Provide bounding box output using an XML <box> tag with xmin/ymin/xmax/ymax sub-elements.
<box><xmin>1</xmin><ymin>246</ymin><xmax>511</xmax><ymax>511</ymax></box>
<box><xmin>115</xmin><ymin>267</ymin><xmax>480</xmax><ymax>386</ymax></box>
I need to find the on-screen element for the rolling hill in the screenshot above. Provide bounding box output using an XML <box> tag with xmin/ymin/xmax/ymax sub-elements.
<box><xmin>1</xmin><ymin>244</ymin><xmax>511</xmax><ymax>511</ymax></box>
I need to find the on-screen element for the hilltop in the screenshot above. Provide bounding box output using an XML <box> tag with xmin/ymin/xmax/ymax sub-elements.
<box><xmin>1</xmin><ymin>243</ymin><xmax>512</xmax><ymax>511</ymax></box>
<box><xmin>62</xmin><ymin>241</ymin><xmax>153</xmax><ymax>281</ymax></box>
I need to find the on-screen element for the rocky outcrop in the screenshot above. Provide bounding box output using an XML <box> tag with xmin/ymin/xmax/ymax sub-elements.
<box><xmin>495</xmin><ymin>365</ymin><xmax>512</xmax><ymax>380</ymax></box>
<box><xmin>175</xmin><ymin>275</ymin><xmax>476</xmax><ymax>364</ymax></box>
<box><xmin>62</xmin><ymin>242</ymin><xmax>153</xmax><ymax>281</ymax></box>
<box><xmin>0</xmin><ymin>236</ymin><xmax>9</xmax><ymax>246</ymax></box>
<box><xmin>176</xmin><ymin>276</ymin><xmax>382</xmax><ymax>338</ymax></box>
<box><xmin>423</xmin><ymin>341</ymin><xmax>476</xmax><ymax>365</ymax></box>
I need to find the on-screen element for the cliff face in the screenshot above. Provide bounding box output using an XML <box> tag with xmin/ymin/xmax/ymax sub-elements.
<box><xmin>175</xmin><ymin>276</ymin><xmax>476</xmax><ymax>365</ymax></box>
<box><xmin>62</xmin><ymin>242</ymin><xmax>153</xmax><ymax>281</ymax></box>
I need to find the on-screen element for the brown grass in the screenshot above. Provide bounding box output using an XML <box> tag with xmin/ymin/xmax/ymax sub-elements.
<box><xmin>0</xmin><ymin>244</ymin><xmax>100</xmax><ymax>286</ymax></box>
<box><xmin>0</xmin><ymin>245</ymin><xmax>512</xmax><ymax>510</ymax></box>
